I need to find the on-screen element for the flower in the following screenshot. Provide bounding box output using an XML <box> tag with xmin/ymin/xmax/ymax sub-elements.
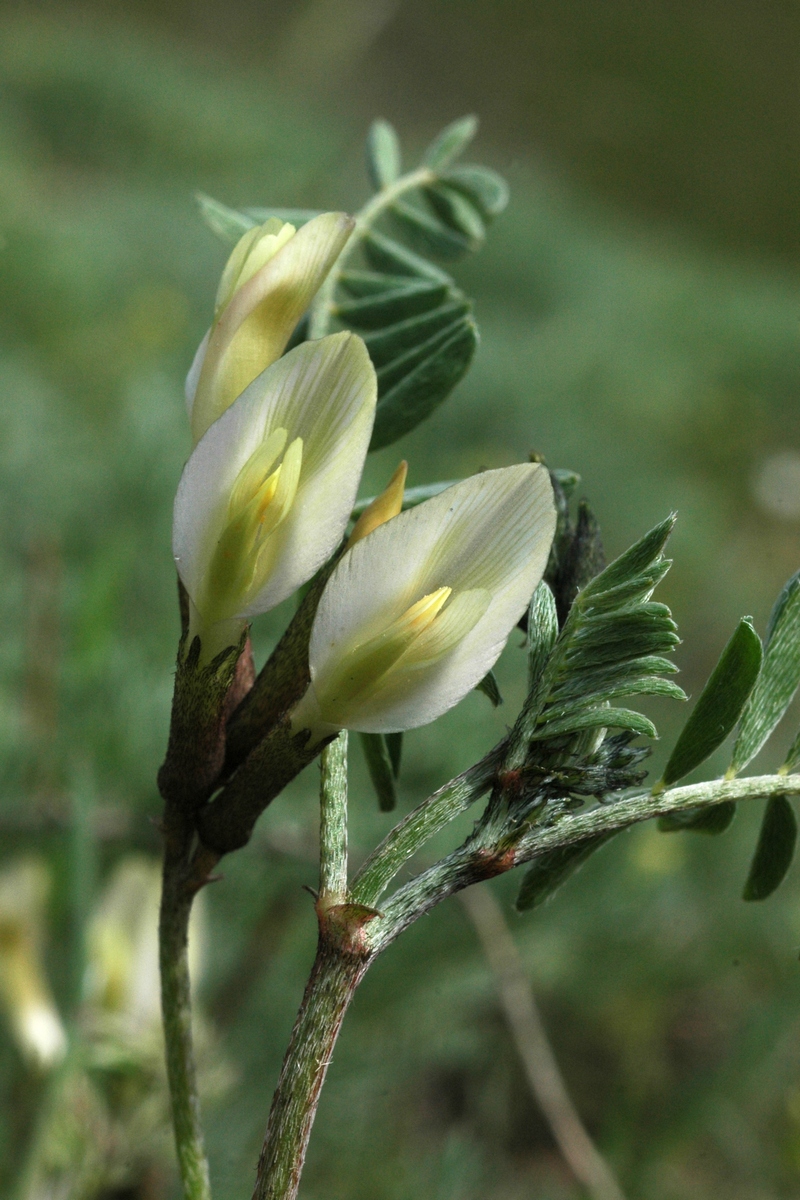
<box><xmin>0</xmin><ymin>860</ymin><xmax>67</xmax><ymax>1069</ymax></box>
<box><xmin>187</xmin><ymin>212</ymin><xmax>354</xmax><ymax>444</ymax></box>
<box><xmin>291</xmin><ymin>464</ymin><xmax>556</xmax><ymax>742</ymax></box>
<box><xmin>173</xmin><ymin>332</ymin><xmax>377</xmax><ymax>663</ymax></box>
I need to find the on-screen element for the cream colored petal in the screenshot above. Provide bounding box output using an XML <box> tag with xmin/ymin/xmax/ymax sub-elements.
<box><xmin>306</xmin><ymin>464</ymin><xmax>556</xmax><ymax>732</ymax></box>
<box><xmin>190</xmin><ymin>211</ymin><xmax>354</xmax><ymax>442</ymax></box>
<box><xmin>173</xmin><ymin>332</ymin><xmax>376</xmax><ymax>624</ymax></box>
<box><xmin>185</xmin><ymin>327</ymin><xmax>210</xmax><ymax>417</ymax></box>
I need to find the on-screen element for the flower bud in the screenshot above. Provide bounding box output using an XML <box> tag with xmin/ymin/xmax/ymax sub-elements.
<box><xmin>187</xmin><ymin>212</ymin><xmax>354</xmax><ymax>444</ymax></box>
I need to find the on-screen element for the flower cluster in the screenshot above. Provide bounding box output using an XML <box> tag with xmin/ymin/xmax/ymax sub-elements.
<box><xmin>173</xmin><ymin>213</ymin><xmax>556</xmax><ymax>740</ymax></box>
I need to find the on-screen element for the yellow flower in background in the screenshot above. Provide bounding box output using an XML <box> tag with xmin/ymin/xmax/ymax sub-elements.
<box><xmin>291</xmin><ymin>464</ymin><xmax>556</xmax><ymax>743</ymax></box>
<box><xmin>187</xmin><ymin>212</ymin><xmax>353</xmax><ymax>443</ymax></box>
<box><xmin>174</xmin><ymin>332</ymin><xmax>377</xmax><ymax>663</ymax></box>
<box><xmin>0</xmin><ymin>861</ymin><xmax>66</xmax><ymax>1069</ymax></box>
<box><xmin>86</xmin><ymin>857</ymin><xmax>203</xmax><ymax>1030</ymax></box>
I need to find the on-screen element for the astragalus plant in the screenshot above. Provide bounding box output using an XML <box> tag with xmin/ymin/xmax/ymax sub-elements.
<box><xmin>157</xmin><ymin>117</ymin><xmax>800</xmax><ymax>1200</ymax></box>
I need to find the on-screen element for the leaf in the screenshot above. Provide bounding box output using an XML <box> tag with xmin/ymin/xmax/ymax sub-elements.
<box><xmin>388</xmin><ymin>199</ymin><xmax>472</xmax><ymax>261</ymax></box>
<box><xmin>516</xmin><ymin>833</ymin><xmax>616</xmax><ymax>911</ymax></box>
<box><xmin>363</xmin><ymin>299</ymin><xmax>472</xmax><ymax>368</ymax></box>
<box><xmin>423</xmin><ymin>115</ymin><xmax>479</xmax><ymax>170</ymax></box>
<box><xmin>359</xmin><ymin>732</ymin><xmax>397</xmax><ymax>812</ymax></box>
<box><xmin>659</xmin><ymin>617</ymin><xmax>762</xmax><ymax>787</ymax></box>
<box><xmin>339</xmin><ymin>270</ymin><xmax>416</xmax><ymax>298</ymax></box>
<box><xmin>441</xmin><ymin>165</ymin><xmax>510</xmax><ymax>218</ymax></box>
<box><xmin>424</xmin><ymin>183</ymin><xmax>486</xmax><ymax>246</ymax></box>
<box><xmin>530</xmin><ymin>705</ymin><xmax>657</xmax><ymax>743</ymax></box>
<box><xmin>334</xmin><ymin>281</ymin><xmax>450</xmax><ymax>329</ymax></box>
<box><xmin>582</xmin><ymin>516</ymin><xmax>676</xmax><ymax>599</ymax></box>
<box><xmin>366</xmin><ymin>119</ymin><xmax>401</xmax><ymax>190</ymax></box>
<box><xmin>196</xmin><ymin>192</ymin><xmax>256</xmax><ymax>244</ymax></box>
<box><xmin>527</xmin><ymin>581</ymin><xmax>559</xmax><ymax>691</ymax></box>
<box><xmin>244</xmin><ymin>207</ymin><xmax>322</xmax><ymax>227</ymax></box>
<box><xmin>362</xmin><ymin>231</ymin><xmax>452</xmax><ymax>283</ymax></box>
<box><xmin>742</xmin><ymin>794</ymin><xmax>797</xmax><ymax>900</ymax></box>
<box><xmin>375</xmin><ymin>314</ymin><xmax>474</xmax><ymax>394</ymax></box>
<box><xmin>370</xmin><ymin>319</ymin><xmax>478</xmax><ymax>450</ymax></box>
<box><xmin>476</xmin><ymin>670</ymin><xmax>503</xmax><ymax>707</ymax></box>
<box><xmin>658</xmin><ymin>801</ymin><xmax>736</xmax><ymax>835</ymax></box>
<box><xmin>385</xmin><ymin>732</ymin><xmax>402</xmax><ymax>778</ymax></box>
<box><xmin>731</xmin><ymin>570</ymin><xmax>800</xmax><ymax>774</ymax></box>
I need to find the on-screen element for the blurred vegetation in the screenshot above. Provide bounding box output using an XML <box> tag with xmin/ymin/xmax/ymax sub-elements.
<box><xmin>0</xmin><ymin>3</ymin><xmax>799</xmax><ymax>1198</ymax></box>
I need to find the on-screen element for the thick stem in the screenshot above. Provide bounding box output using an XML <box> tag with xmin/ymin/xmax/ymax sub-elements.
<box><xmin>252</xmin><ymin>933</ymin><xmax>370</xmax><ymax>1200</ymax></box>
<box><xmin>160</xmin><ymin>841</ymin><xmax>212</xmax><ymax>1200</ymax></box>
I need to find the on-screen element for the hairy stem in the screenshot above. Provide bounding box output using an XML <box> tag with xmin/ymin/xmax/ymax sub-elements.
<box><xmin>252</xmin><ymin>933</ymin><xmax>370</xmax><ymax>1200</ymax></box>
<box><xmin>160</xmin><ymin>841</ymin><xmax>211</xmax><ymax>1200</ymax></box>
<box><xmin>369</xmin><ymin>773</ymin><xmax>800</xmax><ymax>950</ymax></box>
<box><xmin>319</xmin><ymin>732</ymin><xmax>349</xmax><ymax>901</ymax></box>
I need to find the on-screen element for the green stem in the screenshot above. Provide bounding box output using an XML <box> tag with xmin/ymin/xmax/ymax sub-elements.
<box><xmin>350</xmin><ymin>744</ymin><xmax>503</xmax><ymax>907</ymax></box>
<box><xmin>251</xmin><ymin>935</ymin><xmax>370</xmax><ymax>1200</ymax></box>
<box><xmin>160</xmin><ymin>842</ymin><xmax>212</xmax><ymax>1200</ymax></box>
<box><xmin>367</xmin><ymin>772</ymin><xmax>800</xmax><ymax>951</ymax></box>
<box><xmin>319</xmin><ymin>732</ymin><xmax>349</xmax><ymax>902</ymax></box>
<box><xmin>307</xmin><ymin>167</ymin><xmax>435</xmax><ymax>339</ymax></box>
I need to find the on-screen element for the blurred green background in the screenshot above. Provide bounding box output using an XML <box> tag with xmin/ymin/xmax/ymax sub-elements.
<box><xmin>1</xmin><ymin>1</ymin><xmax>799</xmax><ymax>1197</ymax></box>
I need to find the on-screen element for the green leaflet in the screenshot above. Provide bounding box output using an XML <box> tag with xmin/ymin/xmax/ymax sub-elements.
<box><xmin>339</xmin><ymin>270</ymin><xmax>417</xmax><ymax>297</ymax></box>
<box><xmin>582</xmin><ymin>516</ymin><xmax>676</xmax><ymax>599</ymax></box>
<box><xmin>658</xmin><ymin>801</ymin><xmax>737</xmax><ymax>835</ymax></box>
<box><xmin>516</xmin><ymin>833</ymin><xmax>617</xmax><ymax>911</ymax></box>
<box><xmin>363</xmin><ymin>300</ymin><xmax>472</xmax><ymax>367</ymax></box>
<box><xmin>424</xmin><ymin>183</ymin><xmax>486</xmax><ymax>247</ymax></box>
<box><xmin>362</xmin><ymin>231</ymin><xmax>452</xmax><ymax>283</ymax></box>
<box><xmin>731</xmin><ymin>570</ymin><xmax>800</xmax><ymax>774</ymax></box>
<box><xmin>196</xmin><ymin>193</ymin><xmax>256</xmax><ymax>243</ymax></box>
<box><xmin>370</xmin><ymin>318</ymin><xmax>478</xmax><ymax>450</ymax></box>
<box><xmin>659</xmin><ymin>617</ymin><xmax>762</xmax><ymax>788</ymax></box>
<box><xmin>422</xmin><ymin>114</ymin><xmax>479</xmax><ymax>170</ymax></box>
<box><xmin>527</xmin><ymin>581</ymin><xmax>559</xmax><ymax>691</ymax></box>
<box><xmin>475</xmin><ymin>670</ymin><xmax>503</xmax><ymax>707</ymax></box>
<box><xmin>359</xmin><ymin>732</ymin><xmax>397</xmax><ymax>812</ymax></box>
<box><xmin>441</xmin><ymin>165</ymin><xmax>509</xmax><ymax>218</ymax></box>
<box><xmin>245</xmin><ymin>207</ymin><xmax>322</xmax><ymax>227</ymax></box>
<box><xmin>742</xmin><ymin>794</ymin><xmax>797</xmax><ymax>901</ymax></box>
<box><xmin>388</xmin><ymin>198</ymin><xmax>474</xmax><ymax>261</ymax></box>
<box><xmin>529</xmin><ymin>706</ymin><xmax>657</xmax><ymax>743</ymax></box>
<box><xmin>196</xmin><ymin>194</ymin><xmax>323</xmax><ymax>244</ymax></box>
<box><xmin>366</xmin><ymin>119</ymin><xmax>401</xmax><ymax>190</ymax></box>
<box><xmin>334</xmin><ymin>281</ymin><xmax>450</xmax><ymax>329</ymax></box>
